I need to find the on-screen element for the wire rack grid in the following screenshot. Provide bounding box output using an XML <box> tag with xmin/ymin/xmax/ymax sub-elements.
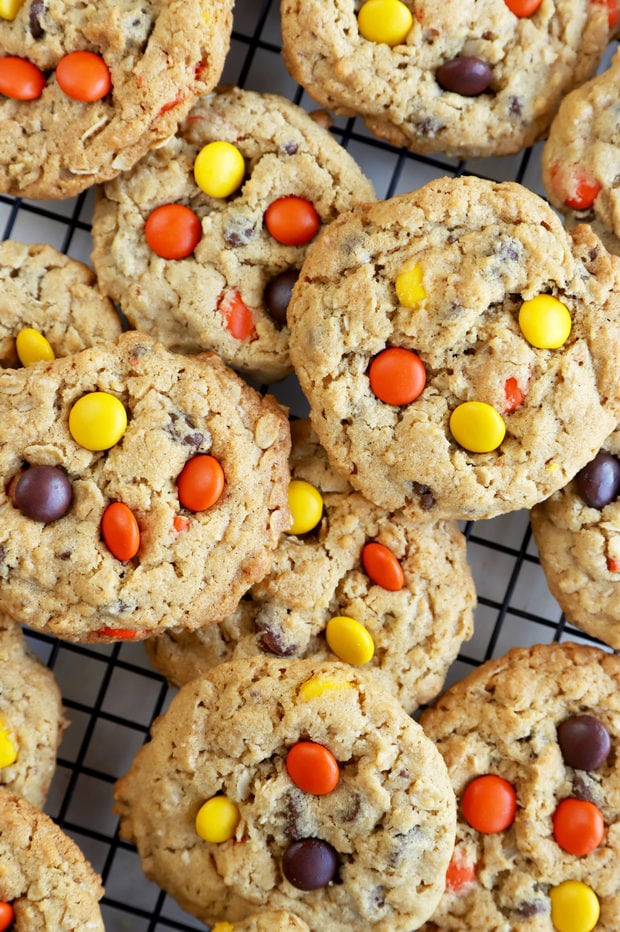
<box><xmin>0</xmin><ymin>2</ymin><xmax>615</xmax><ymax>930</ymax></box>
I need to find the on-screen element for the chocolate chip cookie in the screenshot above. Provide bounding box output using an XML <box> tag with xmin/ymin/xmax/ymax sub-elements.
<box><xmin>281</xmin><ymin>0</ymin><xmax>612</xmax><ymax>159</ymax></box>
<box><xmin>288</xmin><ymin>176</ymin><xmax>620</xmax><ymax>518</ymax></box>
<box><xmin>530</xmin><ymin>427</ymin><xmax>620</xmax><ymax>649</ymax></box>
<box><xmin>146</xmin><ymin>419</ymin><xmax>475</xmax><ymax>712</ymax></box>
<box><xmin>115</xmin><ymin>657</ymin><xmax>456</xmax><ymax>931</ymax></box>
<box><xmin>0</xmin><ymin>331</ymin><xmax>290</xmax><ymax>641</ymax></box>
<box><xmin>420</xmin><ymin>642</ymin><xmax>620</xmax><ymax>931</ymax></box>
<box><xmin>0</xmin><ymin>0</ymin><xmax>233</xmax><ymax>198</ymax></box>
<box><xmin>91</xmin><ymin>86</ymin><xmax>375</xmax><ymax>383</ymax></box>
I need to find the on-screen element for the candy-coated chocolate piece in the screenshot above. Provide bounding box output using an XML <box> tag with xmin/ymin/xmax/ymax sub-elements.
<box><xmin>552</xmin><ymin>798</ymin><xmax>604</xmax><ymax>855</ymax></box>
<box><xmin>550</xmin><ymin>880</ymin><xmax>600</xmax><ymax>932</ymax></box>
<box><xmin>286</xmin><ymin>741</ymin><xmax>339</xmax><ymax>795</ymax></box>
<box><xmin>361</xmin><ymin>541</ymin><xmax>404</xmax><ymax>591</ymax></box>
<box><xmin>102</xmin><ymin>502</ymin><xmax>140</xmax><ymax>561</ymax></box>
<box><xmin>69</xmin><ymin>391</ymin><xmax>127</xmax><ymax>451</ymax></box>
<box><xmin>15</xmin><ymin>327</ymin><xmax>55</xmax><ymax>366</ymax></box>
<box><xmin>264</xmin><ymin>268</ymin><xmax>300</xmax><ymax>328</ymax></box>
<box><xmin>0</xmin><ymin>901</ymin><xmax>14</xmax><ymax>932</ymax></box>
<box><xmin>325</xmin><ymin>615</ymin><xmax>375</xmax><ymax>665</ymax></box>
<box><xmin>14</xmin><ymin>465</ymin><xmax>73</xmax><ymax>523</ymax></box>
<box><xmin>194</xmin><ymin>141</ymin><xmax>245</xmax><ymax>198</ymax></box>
<box><xmin>557</xmin><ymin>714</ymin><xmax>611</xmax><ymax>770</ymax></box>
<box><xmin>461</xmin><ymin>774</ymin><xmax>517</xmax><ymax>833</ymax></box>
<box><xmin>195</xmin><ymin>796</ymin><xmax>240</xmax><ymax>843</ymax></box>
<box><xmin>0</xmin><ymin>0</ymin><xmax>24</xmax><ymax>19</ymax></box>
<box><xmin>0</xmin><ymin>56</ymin><xmax>45</xmax><ymax>99</ymax></box>
<box><xmin>297</xmin><ymin>676</ymin><xmax>356</xmax><ymax>701</ymax></box>
<box><xmin>282</xmin><ymin>838</ymin><xmax>339</xmax><ymax>890</ymax></box>
<box><xmin>218</xmin><ymin>290</ymin><xmax>255</xmax><ymax>341</ymax></box>
<box><xmin>55</xmin><ymin>51</ymin><xmax>111</xmax><ymax>102</ymax></box>
<box><xmin>504</xmin><ymin>0</ymin><xmax>543</xmax><ymax>15</ymax></box>
<box><xmin>575</xmin><ymin>451</ymin><xmax>620</xmax><ymax>510</ymax></box>
<box><xmin>449</xmin><ymin>401</ymin><xmax>505</xmax><ymax>453</ymax></box>
<box><xmin>177</xmin><ymin>454</ymin><xmax>225</xmax><ymax>512</ymax></box>
<box><xmin>145</xmin><ymin>204</ymin><xmax>202</xmax><ymax>260</ymax></box>
<box><xmin>369</xmin><ymin>346</ymin><xmax>426</xmax><ymax>405</ymax></box>
<box><xmin>519</xmin><ymin>294</ymin><xmax>572</xmax><ymax>349</ymax></box>
<box><xmin>264</xmin><ymin>196</ymin><xmax>319</xmax><ymax>246</ymax></box>
<box><xmin>357</xmin><ymin>0</ymin><xmax>413</xmax><ymax>47</ymax></box>
<box><xmin>436</xmin><ymin>57</ymin><xmax>493</xmax><ymax>96</ymax></box>
<box><xmin>395</xmin><ymin>264</ymin><xmax>426</xmax><ymax>306</ymax></box>
<box><xmin>287</xmin><ymin>479</ymin><xmax>323</xmax><ymax>535</ymax></box>
<box><xmin>0</xmin><ymin>717</ymin><xmax>17</xmax><ymax>769</ymax></box>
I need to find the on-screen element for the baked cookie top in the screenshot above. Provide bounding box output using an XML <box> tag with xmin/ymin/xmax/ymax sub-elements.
<box><xmin>288</xmin><ymin>176</ymin><xmax>620</xmax><ymax>518</ymax></box>
<box><xmin>0</xmin><ymin>331</ymin><xmax>290</xmax><ymax>641</ymax></box>
<box><xmin>530</xmin><ymin>427</ymin><xmax>620</xmax><ymax>649</ymax></box>
<box><xmin>0</xmin><ymin>789</ymin><xmax>104</xmax><ymax>930</ymax></box>
<box><xmin>0</xmin><ymin>240</ymin><xmax>121</xmax><ymax>368</ymax></box>
<box><xmin>91</xmin><ymin>86</ymin><xmax>375</xmax><ymax>384</ymax></box>
<box><xmin>543</xmin><ymin>47</ymin><xmax>620</xmax><ymax>257</ymax></box>
<box><xmin>419</xmin><ymin>642</ymin><xmax>620</xmax><ymax>931</ymax></box>
<box><xmin>146</xmin><ymin>419</ymin><xmax>475</xmax><ymax>712</ymax></box>
<box><xmin>280</xmin><ymin>0</ymin><xmax>611</xmax><ymax>159</ymax></box>
<box><xmin>212</xmin><ymin>911</ymin><xmax>310</xmax><ymax>932</ymax></box>
<box><xmin>0</xmin><ymin>613</ymin><xmax>64</xmax><ymax>808</ymax></box>
<box><xmin>115</xmin><ymin>657</ymin><xmax>456</xmax><ymax>931</ymax></box>
<box><xmin>0</xmin><ymin>0</ymin><xmax>233</xmax><ymax>198</ymax></box>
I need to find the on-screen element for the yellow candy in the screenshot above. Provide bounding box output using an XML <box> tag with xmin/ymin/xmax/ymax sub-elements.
<box><xmin>194</xmin><ymin>141</ymin><xmax>245</xmax><ymax>198</ymax></box>
<box><xmin>395</xmin><ymin>264</ymin><xmax>426</xmax><ymax>306</ymax></box>
<box><xmin>211</xmin><ymin>924</ymin><xmax>234</xmax><ymax>932</ymax></box>
<box><xmin>287</xmin><ymin>479</ymin><xmax>323</xmax><ymax>535</ymax></box>
<box><xmin>326</xmin><ymin>615</ymin><xmax>375</xmax><ymax>665</ymax></box>
<box><xmin>298</xmin><ymin>676</ymin><xmax>356</xmax><ymax>701</ymax></box>
<box><xmin>15</xmin><ymin>327</ymin><xmax>55</xmax><ymax>367</ymax></box>
<box><xmin>449</xmin><ymin>401</ymin><xmax>506</xmax><ymax>453</ymax></box>
<box><xmin>69</xmin><ymin>392</ymin><xmax>127</xmax><ymax>451</ymax></box>
<box><xmin>195</xmin><ymin>796</ymin><xmax>240</xmax><ymax>843</ymax></box>
<box><xmin>358</xmin><ymin>0</ymin><xmax>413</xmax><ymax>47</ymax></box>
<box><xmin>0</xmin><ymin>0</ymin><xmax>24</xmax><ymax>20</ymax></box>
<box><xmin>518</xmin><ymin>294</ymin><xmax>572</xmax><ymax>349</ymax></box>
<box><xmin>0</xmin><ymin>717</ymin><xmax>17</xmax><ymax>769</ymax></box>
<box><xmin>550</xmin><ymin>880</ymin><xmax>600</xmax><ymax>932</ymax></box>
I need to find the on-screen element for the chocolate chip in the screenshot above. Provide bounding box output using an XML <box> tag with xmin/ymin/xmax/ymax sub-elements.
<box><xmin>509</xmin><ymin>96</ymin><xmax>523</xmax><ymax>116</ymax></box>
<box><xmin>436</xmin><ymin>57</ymin><xmax>493</xmax><ymax>96</ymax></box>
<box><xmin>263</xmin><ymin>268</ymin><xmax>299</xmax><ymax>328</ymax></box>
<box><xmin>223</xmin><ymin>218</ymin><xmax>255</xmax><ymax>247</ymax></box>
<box><xmin>558</xmin><ymin>714</ymin><xmax>611</xmax><ymax>771</ymax></box>
<box><xmin>572</xmin><ymin>772</ymin><xmax>601</xmax><ymax>806</ymax></box>
<box><xmin>29</xmin><ymin>0</ymin><xmax>45</xmax><ymax>38</ymax></box>
<box><xmin>259</xmin><ymin>629</ymin><xmax>297</xmax><ymax>656</ymax></box>
<box><xmin>575</xmin><ymin>451</ymin><xmax>620</xmax><ymax>509</ymax></box>
<box><xmin>412</xmin><ymin>482</ymin><xmax>435</xmax><ymax>510</ymax></box>
<box><xmin>282</xmin><ymin>838</ymin><xmax>339</xmax><ymax>890</ymax></box>
<box><xmin>282</xmin><ymin>141</ymin><xmax>298</xmax><ymax>155</ymax></box>
<box><xmin>416</xmin><ymin>117</ymin><xmax>444</xmax><ymax>136</ymax></box>
<box><xmin>514</xmin><ymin>902</ymin><xmax>545</xmax><ymax>918</ymax></box>
<box><xmin>13</xmin><ymin>465</ymin><xmax>73</xmax><ymax>523</ymax></box>
<box><xmin>286</xmin><ymin>792</ymin><xmax>305</xmax><ymax>841</ymax></box>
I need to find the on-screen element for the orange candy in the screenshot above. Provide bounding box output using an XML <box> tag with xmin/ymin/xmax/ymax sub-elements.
<box><xmin>177</xmin><ymin>454</ymin><xmax>225</xmax><ymax>511</ymax></box>
<box><xmin>264</xmin><ymin>196</ymin><xmax>320</xmax><ymax>245</ymax></box>
<box><xmin>55</xmin><ymin>50</ymin><xmax>111</xmax><ymax>101</ymax></box>
<box><xmin>369</xmin><ymin>346</ymin><xmax>426</xmax><ymax>405</ymax></box>
<box><xmin>461</xmin><ymin>774</ymin><xmax>517</xmax><ymax>833</ymax></box>
<box><xmin>102</xmin><ymin>502</ymin><xmax>140</xmax><ymax>562</ymax></box>
<box><xmin>145</xmin><ymin>204</ymin><xmax>202</xmax><ymax>260</ymax></box>
<box><xmin>445</xmin><ymin>853</ymin><xmax>476</xmax><ymax>892</ymax></box>
<box><xmin>219</xmin><ymin>291</ymin><xmax>256</xmax><ymax>341</ymax></box>
<box><xmin>0</xmin><ymin>902</ymin><xmax>14</xmax><ymax>931</ymax></box>
<box><xmin>550</xmin><ymin>164</ymin><xmax>601</xmax><ymax>211</ymax></box>
<box><xmin>94</xmin><ymin>627</ymin><xmax>141</xmax><ymax>640</ymax></box>
<box><xmin>286</xmin><ymin>741</ymin><xmax>340</xmax><ymax>795</ymax></box>
<box><xmin>503</xmin><ymin>0</ymin><xmax>542</xmax><ymax>14</ymax></box>
<box><xmin>503</xmin><ymin>377</ymin><xmax>524</xmax><ymax>413</ymax></box>
<box><xmin>361</xmin><ymin>541</ymin><xmax>404</xmax><ymax>591</ymax></box>
<box><xmin>173</xmin><ymin>514</ymin><xmax>190</xmax><ymax>533</ymax></box>
<box><xmin>607</xmin><ymin>556</ymin><xmax>620</xmax><ymax>572</ymax></box>
<box><xmin>0</xmin><ymin>56</ymin><xmax>45</xmax><ymax>100</ymax></box>
<box><xmin>592</xmin><ymin>0</ymin><xmax>620</xmax><ymax>29</ymax></box>
<box><xmin>553</xmin><ymin>798</ymin><xmax>605</xmax><ymax>856</ymax></box>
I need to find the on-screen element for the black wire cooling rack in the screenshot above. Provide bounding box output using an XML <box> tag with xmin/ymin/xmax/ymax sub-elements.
<box><xmin>1</xmin><ymin>2</ymin><xmax>616</xmax><ymax>929</ymax></box>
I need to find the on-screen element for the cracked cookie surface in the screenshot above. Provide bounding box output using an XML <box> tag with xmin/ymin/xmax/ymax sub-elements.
<box><xmin>419</xmin><ymin>643</ymin><xmax>620</xmax><ymax>931</ymax></box>
<box><xmin>115</xmin><ymin>656</ymin><xmax>456</xmax><ymax>931</ymax></box>
<box><xmin>146</xmin><ymin>419</ymin><xmax>475</xmax><ymax>712</ymax></box>
<box><xmin>91</xmin><ymin>86</ymin><xmax>375</xmax><ymax>383</ymax></box>
<box><xmin>288</xmin><ymin>176</ymin><xmax>620</xmax><ymax>518</ymax></box>
<box><xmin>0</xmin><ymin>0</ymin><xmax>233</xmax><ymax>198</ymax></box>
<box><xmin>281</xmin><ymin>0</ymin><xmax>611</xmax><ymax>159</ymax></box>
<box><xmin>0</xmin><ymin>331</ymin><xmax>291</xmax><ymax>641</ymax></box>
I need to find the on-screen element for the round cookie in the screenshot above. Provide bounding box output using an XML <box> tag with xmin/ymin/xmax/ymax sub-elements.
<box><xmin>543</xmin><ymin>47</ymin><xmax>620</xmax><ymax>257</ymax></box>
<box><xmin>212</xmin><ymin>911</ymin><xmax>310</xmax><ymax>932</ymax></box>
<box><xmin>146</xmin><ymin>419</ymin><xmax>475</xmax><ymax>712</ymax></box>
<box><xmin>0</xmin><ymin>0</ymin><xmax>233</xmax><ymax>198</ymax></box>
<box><xmin>530</xmin><ymin>427</ymin><xmax>620</xmax><ymax>649</ymax></box>
<box><xmin>115</xmin><ymin>657</ymin><xmax>457</xmax><ymax>931</ymax></box>
<box><xmin>0</xmin><ymin>613</ymin><xmax>64</xmax><ymax>808</ymax></box>
<box><xmin>91</xmin><ymin>86</ymin><xmax>375</xmax><ymax>383</ymax></box>
<box><xmin>287</xmin><ymin>176</ymin><xmax>620</xmax><ymax>518</ymax></box>
<box><xmin>0</xmin><ymin>240</ymin><xmax>121</xmax><ymax>368</ymax></box>
<box><xmin>0</xmin><ymin>788</ymin><xmax>104</xmax><ymax>930</ymax></box>
<box><xmin>0</xmin><ymin>330</ymin><xmax>291</xmax><ymax>641</ymax></box>
<box><xmin>419</xmin><ymin>642</ymin><xmax>620</xmax><ymax>931</ymax></box>
<box><xmin>280</xmin><ymin>0</ymin><xmax>612</xmax><ymax>159</ymax></box>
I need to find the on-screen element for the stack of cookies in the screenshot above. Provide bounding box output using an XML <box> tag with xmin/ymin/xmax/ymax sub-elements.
<box><xmin>1</xmin><ymin>1</ymin><xmax>620</xmax><ymax>930</ymax></box>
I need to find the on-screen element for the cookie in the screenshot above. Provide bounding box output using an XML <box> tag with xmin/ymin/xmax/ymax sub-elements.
<box><xmin>280</xmin><ymin>0</ymin><xmax>612</xmax><ymax>159</ymax></box>
<box><xmin>146</xmin><ymin>419</ymin><xmax>475</xmax><ymax>712</ymax></box>
<box><xmin>542</xmin><ymin>47</ymin><xmax>620</xmax><ymax>257</ymax></box>
<box><xmin>212</xmin><ymin>911</ymin><xmax>310</xmax><ymax>932</ymax></box>
<box><xmin>0</xmin><ymin>240</ymin><xmax>121</xmax><ymax>369</ymax></box>
<box><xmin>0</xmin><ymin>613</ymin><xmax>64</xmax><ymax>808</ymax></box>
<box><xmin>530</xmin><ymin>427</ymin><xmax>620</xmax><ymax>649</ymax></box>
<box><xmin>0</xmin><ymin>788</ymin><xmax>104</xmax><ymax>930</ymax></box>
<box><xmin>115</xmin><ymin>656</ymin><xmax>456</xmax><ymax>931</ymax></box>
<box><xmin>287</xmin><ymin>175</ymin><xmax>620</xmax><ymax>518</ymax></box>
<box><xmin>91</xmin><ymin>86</ymin><xmax>375</xmax><ymax>383</ymax></box>
<box><xmin>0</xmin><ymin>0</ymin><xmax>233</xmax><ymax>198</ymax></box>
<box><xmin>0</xmin><ymin>330</ymin><xmax>290</xmax><ymax>641</ymax></box>
<box><xmin>419</xmin><ymin>642</ymin><xmax>620</xmax><ymax>931</ymax></box>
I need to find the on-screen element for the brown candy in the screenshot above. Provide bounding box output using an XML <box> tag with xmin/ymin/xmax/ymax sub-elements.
<box><xmin>13</xmin><ymin>465</ymin><xmax>73</xmax><ymax>523</ymax></box>
<box><xmin>557</xmin><ymin>714</ymin><xmax>611</xmax><ymax>771</ymax></box>
<box><xmin>436</xmin><ymin>56</ymin><xmax>493</xmax><ymax>96</ymax></box>
<box><xmin>282</xmin><ymin>837</ymin><xmax>339</xmax><ymax>890</ymax></box>
<box><xmin>263</xmin><ymin>268</ymin><xmax>300</xmax><ymax>328</ymax></box>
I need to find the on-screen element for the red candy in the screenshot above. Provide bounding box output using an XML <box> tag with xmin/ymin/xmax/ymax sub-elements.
<box><xmin>0</xmin><ymin>901</ymin><xmax>14</xmax><ymax>931</ymax></box>
<box><xmin>177</xmin><ymin>455</ymin><xmax>225</xmax><ymax>511</ymax></box>
<box><xmin>264</xmin><ymin>196</ymin><xmax>320</xmax><ymax>245</ymax></box>
<box><xmin>553</xmin><ymin>798</ymin><xmax>605</xmax><ymax>855</ymax></box>
<box><xmin>145</xmin><ymin>204</ymin><xmax>202</xmax><ymax>260</ymax></box>
<box><xmin>503</xmin><ymin>377</ymin><xmax>524</xmax><ymax>413</ymax></box>
<box><xmin>608</xmin><ymin>556</ymin><xmax>620</xmax><ymax>572</ymax></box>
<box><xmin>218</xmin><ymin>290</ymin><xmax>256</xmax><ymax>341</ymax></box>
<box><xmin>461</xmin><ymin>775</ymin><xmax>517</xmax><ymax>833</ymax></box>
<box><xmin>286</xmin><ymin>741</ymin><xmax>339</xmax><ymax>795</ymax></box>
<box><xmin>93</xmin><ymin>627</ymin><xmax>141</xmax><ymax>640</ymax></box>
<box><xmin>369</xmin><ymin>346</ymin><xmax>426</xmax><ymax>405</ymax></box>
<box><xmin>102</xmin><ymin>502</ymin><xmax>140</xmax><ymax>562</ymax></box>
<box><xmin>445</xmin><ymin>852</ymin><xmax>476</xmax><ymax>892</ymax></box>
<box><xmin>503</xmin><ymin>0</ymin><xmax>542</xmax><ymax>14</ymax></box>
<box><xmin>361</xmin><ymin>541</ymin><xmax>404</xmax><ymax>591</ymax></box>
<box><xmin>55</xmin><ymin>51</ymin><xmax>111</xmax><ymax>101</ymax></box>
<box><xmin>592</xmin><ymin>0</ymin><xmax>620</xmax><ymax>29</ymax></box>
<box><xmin>0</xmin><ymin>57</ymin><xmax>45</xmax><ymax>100</ymax></box>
